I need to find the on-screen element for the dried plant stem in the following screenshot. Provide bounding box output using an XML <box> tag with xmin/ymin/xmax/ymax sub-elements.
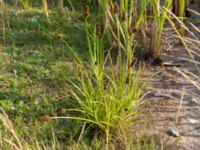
<box><xmin>0</xmin><ymin>108</ymin><xmax>23</xmax><ymax>150</ymax></box>
<box><xmin>75</xmin><ymin>122</ymin><xmax>86</xmax><ymax>150</ymax></box>
<box><xmin>175</xmin><ymin>67</ymin><xmax>200</xmax><ymax>91</ymax></box>
<box><xmin>175</xmin><ymin>88</ymin><xmax>185</xmax><ymax>124</ymax></box>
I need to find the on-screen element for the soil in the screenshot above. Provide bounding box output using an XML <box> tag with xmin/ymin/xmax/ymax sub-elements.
<box><xmin>143</xmin><ymin>6</ymin><xmax>200</xmax><ymax>149</ymax></box>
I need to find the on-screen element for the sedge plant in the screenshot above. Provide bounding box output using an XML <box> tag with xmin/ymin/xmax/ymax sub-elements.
<box><xmin>172</xmin><ymin>0</ymin><xmax>187</xmax><ymax>35</ymax></box>
<box><xmin>148</xmin><ymin>0</ymin><xmax>172</xmax><ymax>59</ymax></box>
<box><xmin>98</xmin><ymin>0</ymin><xmax>174</xmax><ymax>61</ymax></box>
<box><xmin>20</xmin><ymin>0</ymin><xmax>30</xmax><ymax>9</ymax></box>
<box><xmin>54</xmin><ymin>26</ymin><xmax>144</xmax><ymax>149</ymax></box>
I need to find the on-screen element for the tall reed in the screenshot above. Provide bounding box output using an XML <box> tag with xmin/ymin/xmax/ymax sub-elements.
<box><xmin>98</xmin><ymin>0</ymin><xmax>173</xmax><ymax>60</ymax></box>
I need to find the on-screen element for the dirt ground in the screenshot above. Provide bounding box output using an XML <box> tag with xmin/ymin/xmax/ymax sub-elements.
<box><xmin>144</xmin><ymin>10</ymin><xmax>200</xmax><ymax>149</ymax></box>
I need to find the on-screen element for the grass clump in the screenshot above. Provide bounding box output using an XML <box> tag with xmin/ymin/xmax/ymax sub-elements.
<box><xmin>52</xmin><ymin>24</ymin><xmax>145</xmax><ymax>149</ymax></box>
<box><xmin>97</xmin><ymin>0</ymin><xmax>174</xmax><ymax>61</ymax></box>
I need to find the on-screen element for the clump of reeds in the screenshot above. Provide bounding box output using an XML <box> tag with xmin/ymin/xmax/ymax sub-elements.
<box><xmin>97</xmin><ymin>0</ymin><xmax>181</xmax><ymax>63</ymax></box>
<box><xmin>53</xmin><ymin>24</ymin><xmax>145</xmax><ymax>148</ymax></box>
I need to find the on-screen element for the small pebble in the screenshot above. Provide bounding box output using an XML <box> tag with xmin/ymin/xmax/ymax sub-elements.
<box><xmin>167</xmin><ymin>128</ymin><xmax>180</xmax><ymax>137</ymax></box>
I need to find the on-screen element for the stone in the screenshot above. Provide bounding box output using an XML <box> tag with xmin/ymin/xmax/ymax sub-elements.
<box><xmin>167</xmin><ymin>128</ymin><xmax>180</xmax><ymax>137</ymax></box>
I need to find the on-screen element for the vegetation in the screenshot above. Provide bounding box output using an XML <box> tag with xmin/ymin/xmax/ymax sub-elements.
<box><xmin>0</xmin><ymin>0</ymin><xmax>199</xmax><ymax>149</ymax></box>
